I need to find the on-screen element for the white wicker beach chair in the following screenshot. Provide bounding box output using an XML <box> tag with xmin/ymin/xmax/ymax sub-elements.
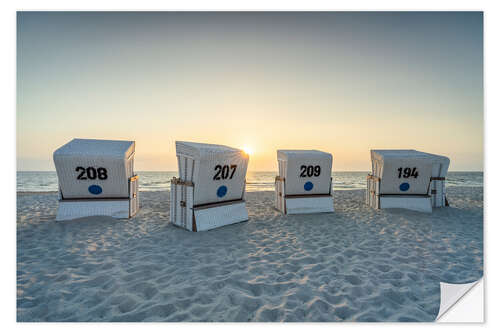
<box><xmin>366</xmin><ymin>149</ymin><xmax>450</xmax><ymax>212</ymax></box>
<box><xmin>170</xmin><ymin>141</ymin><xmax>249</xmax><ymax>231</ymax></box>
<box><xmin>275</xmin><ymin>150</ymin><xmax>334</xmax><ymax>214</ymax></box>
<box><xmin>53</xmin><ymin>138</ymin><xmax>139</xmax><ymax>221</ymax></box>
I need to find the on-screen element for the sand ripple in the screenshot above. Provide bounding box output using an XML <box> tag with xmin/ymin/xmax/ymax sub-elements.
<box><xmin>17</xmin><ymin>187</ymin><xmax>483</xmax><ymax>321</ymax></box>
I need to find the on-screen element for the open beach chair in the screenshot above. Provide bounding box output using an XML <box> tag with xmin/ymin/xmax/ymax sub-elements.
<box><xmin>366</xmin><ymin>149</ymin><xmax>450</xmax><ymax>212</ymax></box>
<box><xmin>53</xmin><ymin>138</ymin><xmax>139</xmax><ymax>221</ymax></box>
<box><xmin>275</xmin><ymin>150</ymin><xmax>334</xmax><ymax>214</ymax></box>
<box><xmin>171</xmin><ymin>141</ymin><xmax>249</xmax><ymax>231</ymax></box>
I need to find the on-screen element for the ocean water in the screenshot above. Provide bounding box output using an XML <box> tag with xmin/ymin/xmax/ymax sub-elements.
<box><xmin>17</xmin><ymin>171</ymin><xmax>483</xmax><ymax>192</ymax></box>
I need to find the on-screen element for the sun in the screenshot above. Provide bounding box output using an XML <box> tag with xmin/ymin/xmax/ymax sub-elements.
<box><xmin>242</xmin><ymin>146</ymin><xmax>253</xmax><ymax>155</ymax></box>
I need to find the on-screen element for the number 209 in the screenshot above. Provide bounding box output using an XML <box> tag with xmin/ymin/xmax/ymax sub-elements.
<box><xmin>300</xmin><ymin>165</ymin><xmax>321</xmax><ymax>177</ymax></box>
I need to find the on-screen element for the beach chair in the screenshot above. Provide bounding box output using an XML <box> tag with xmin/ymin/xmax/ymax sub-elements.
<box><xmin>53</xmin><ymin>138</ymin><xmax>139</xmax><ymax>221</ymax></box>
<box><xmin>366</xmin><ymin>150</ymin><xmax>450</xmax><ymax>212</ymax></box>
<box><xmin>275</xmin><ymin>150</ymin><xmax>334</xmax><ymax>214</ymax></box>
<box><xmin>171</xmin><ymin>141</ymin><xmax>249</xmax><ymax>231</ymax></box>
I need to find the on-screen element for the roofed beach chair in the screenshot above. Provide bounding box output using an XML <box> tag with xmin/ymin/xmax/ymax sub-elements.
<box><xmin>366</xmin><ymin>149</ymin><xmax>450</xmax><ymax>212</ymax></box>
<box><xmin>275</xmin><ymin>150</ymin><xmax>334</xmax><ymax>214</ymax></box>
<box><xmin>53</xmin><ymin>138</ymin><xmax>139</xmax><ymax>221</ymax></box>
<box><xmin>171</xmin><ymin>141</ymin><xmax>249</xmax><ymax>231</ymax></box>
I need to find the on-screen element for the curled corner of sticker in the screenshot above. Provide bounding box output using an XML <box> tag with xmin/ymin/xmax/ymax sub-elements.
<box><xmin>436</xmin><ymin>278</ymin><xmax>483</xmax><ymax>321</ymax></box>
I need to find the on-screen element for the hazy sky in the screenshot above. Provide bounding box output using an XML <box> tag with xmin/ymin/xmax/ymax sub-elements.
<box><xmin>17</xmin><ymin>12</ymin><xmax>483</xmax><ymax>171</ymax></box>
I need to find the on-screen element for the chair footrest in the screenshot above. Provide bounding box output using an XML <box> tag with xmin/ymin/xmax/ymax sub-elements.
<box><xmin>56</xmin><ymin>198</ymin><xmax>137</xmax><ymax>221</ymax></box>
<box><xmin>283</xmin><ymin>195</ymin><xmax>334</xmax><ymax>215</ymax></box>
<box><xmin>193</xmin><ymin>201</ymin><xmax>248</xmax><ymax>231</ymax></box>
<box><xmin>379</xmin><ymin>196</ymin><xmax>432</xmax><ymax>213</ymax></box>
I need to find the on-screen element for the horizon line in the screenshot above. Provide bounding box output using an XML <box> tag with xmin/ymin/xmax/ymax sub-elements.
<box><xmin>16</xmin><ymin>170</ymin><xmax>485</xmax><ymax>173</ymax></box>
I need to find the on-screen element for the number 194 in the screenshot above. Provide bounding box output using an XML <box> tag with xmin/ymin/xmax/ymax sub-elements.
<box><xmin>397</xmin><ymin>167</ymin><xmax>418</xmax><ymax>179</ymax></box>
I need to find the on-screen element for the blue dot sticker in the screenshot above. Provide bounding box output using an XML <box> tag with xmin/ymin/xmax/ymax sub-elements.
<box><xmin>88</xmin><ymin>184</ymin><xmax>102</xmax><ymax>195</ymax></box>
<box><xmin>399</xmin><ymin>182</ymin><xmax>410</xmax><ymax>192</ymax></box>
<box><xmin>304</xmin><ymin>181</ymin><xmax>314</xmax><ymax>191</ymax></box>
<box><xmin>217</xmin><ymin>185</ymin><xmax>227</xmax><ymax>198</ymax></box>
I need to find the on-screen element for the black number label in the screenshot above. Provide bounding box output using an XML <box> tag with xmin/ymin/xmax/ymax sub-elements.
<box><xmin>76</xmin><ymin>166</ymin><xmax>86</xmax><ymax>180</ymax></box>
<box><xmin>300</xmin><ymin>165</ymin><xmax>321</xmax><ymax>177</ymax></box>
<box><xmin>300</xmin><ymin>166</ymin><xmax>307</xmax><ymax>177</ymax></box>
<box><xmin>75</xmin><ymin>166</ymin><xmax>108</xmax><ymax>180</ymax></box>
<box><xmin>222</xmin><ymin>165</ymin><xmax>229</xmax><ymax>179</ymax></box>
<box><xmin>314</xmin><ymin>165</ymin><xmax>321</xmax><ymax>176</ymax></box>
<box><xmin>397</xmin><ymin>167</ymin><xmax>419</xmax><ymax>179</ymax></box>
<box><xmin>213</xmin><ymin>164</ymin><xmax>237</xmax><ymax>180</ymax></box>
<box><xmin>97</xmin><ymin>168</ymin><xmax>108</xmax><ymax>180</ymax></box>
<box><xmin>213</xmin><ymin>165</ymin><xmax>222</xmax><ymax>180</ymax></box>
<box><xmin>230</xmin><ymin>165</ymin><xmax>237</xmax><ymax>179</ymax></box>
<box><xmin>86</xmin><ymin>167</ymin><xmax>97</xmax><ymax>180</ymax></box>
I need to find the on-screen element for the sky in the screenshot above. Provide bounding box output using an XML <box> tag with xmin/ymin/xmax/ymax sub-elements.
<box><xmin>17</xmin><ymin>12</ymin><xmax>483</xmax><ymax>171</ymax></box>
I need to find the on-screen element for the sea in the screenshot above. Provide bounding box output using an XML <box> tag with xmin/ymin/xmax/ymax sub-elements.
<box><xmin>17</xmin><ymin>171</ymin><xmax>483</xmax><ymax>193</ymax></box>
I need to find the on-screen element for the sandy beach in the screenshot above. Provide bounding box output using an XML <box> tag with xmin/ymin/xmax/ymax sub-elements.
<box><xmin>17</xmin><ymin>187</ymin><xmax>483</xmax><ymax>322</ymax></box>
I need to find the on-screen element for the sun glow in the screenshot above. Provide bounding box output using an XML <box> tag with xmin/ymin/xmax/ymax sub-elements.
<box><xmin>242</xmin><ymin>146</ymin><xmax>254</xmax><ymax>155</ymax></box>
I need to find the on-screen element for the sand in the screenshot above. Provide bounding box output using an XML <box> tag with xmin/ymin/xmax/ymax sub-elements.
<box><xmin>17</xmin><ymin>187</ymin><xmax>483</xmax><ymax>322</ymax></box>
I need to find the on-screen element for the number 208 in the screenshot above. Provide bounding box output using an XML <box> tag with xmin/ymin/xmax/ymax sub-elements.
<box><xmin>76</xmin><ymin>167</ymin><xmax>108</xmax><ymax>180</ymax></box>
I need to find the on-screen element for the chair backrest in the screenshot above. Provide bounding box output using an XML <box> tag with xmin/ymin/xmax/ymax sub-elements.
<box><xmin>379</xmin><ymin>158</ymin><xmax>433</xmax><ymax>195</ymax></box>
<box><xmin>278</xmin><ymin>150</ymin><xmax>333</xmax><ymax>195</ymax></box>
<box><xmin>176</xmin><ymin>141</ymin><xmax>249</xmax><ymax>206</ymax></box>
<box><xmin>53</xmin><ymin>139</ymin><xmax>135</xmax><ymax>199</ymax></box>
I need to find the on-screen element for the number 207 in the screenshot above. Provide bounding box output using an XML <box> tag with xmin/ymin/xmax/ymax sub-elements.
<box><xmin>213</xmin><ymin>164</ymin><xmax>237</xmax><ymax>180</ymax></box>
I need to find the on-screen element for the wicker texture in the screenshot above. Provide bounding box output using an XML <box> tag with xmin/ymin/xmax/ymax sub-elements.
<box><xmin>170</xmin><ymin>178</ymin><xmax>248</xmax><ymax>231</ymax></box>
<box><xmin>378</xmin><ymin>159</ymin><xmax>433</xmax><ymax>195</ymax></box>
<box><xmin>274</xmin><ymin>177</ymin><xmax>286</xmax><ymax>213</ymax></box>
<box><xmin>379</xmin><ymin>196</ymin><xmax>432</xmax><ymax>213</ymax></box>
<box><xmin>176</xmin><ymin>141</ymin><xmax>242</xmax><ymax>159</ymax></box>
<box><xmin>285</xmin><ymin>196</ymin><xmax>334</xmax><ymax>214</ymax></box>
<box><xmin>275</xmin><ymin>177</ymin><xmax>334</xmax><ymax>214</ymax></box>
<box><xmin>129</xmin><ymin>177</ymin><xmax>139</xmax><ymax>217</ymax></box>
<box><xmin>366</xmin><ymin>176</ymin><xmax>380</xmax><ymax>209</ymax></box>
<box><xmin>194</xmin><ymin>202</ymin><xmax>248</xmax><ymax>231</ymax></box>
<box><xmin>371</xmin><ymin>150</ymin><xmax>450</xmax><ymax>180</ymax></box>
<box><xmin>430</xmin><ymin>179</ymin><xmax>446</xmax><ymax>207</ymax></box>
<box><xmin>170</xmin><ymin>179</ymin><xmax>194</xmax><ymax>231</ymax></box>
<box><xmin>175</xmin><ymin>141</ymin><xmax>249</xmax><ymax>206</ymax></box>
<box><xmin>53</xmin><ymin>139</ymin><xmax>135</xmax><ymax>199</ymax></box>
<box><xmin>277</xmin><ymin>150</ymin><xmax>333</xmax><ymax>195</ymax></box>
<box><xmin>367</xmin><ymin>149</ymin><xmax>450</xmax><ymax>210</ymax></box>
<box><xmin>56</xmin><ymin>200</ymin><xmax>131</xmax><ymax>221</ymax></box>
